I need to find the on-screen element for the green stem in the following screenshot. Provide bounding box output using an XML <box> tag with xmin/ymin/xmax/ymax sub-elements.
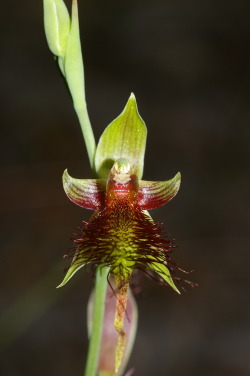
<box><xmin>84</xmin><ymin>266</ymin><xmax>110</xmax><ymax>376</ymax></box>
<box><xmin>74</xmin><ymin>104</ymin><xmax>96</xmax><ymax>170</ymax></box>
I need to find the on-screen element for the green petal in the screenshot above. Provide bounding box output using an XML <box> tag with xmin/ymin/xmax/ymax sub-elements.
<box><xmin>95</xmin><ymin>93</ymin><xmax>147</xmax><ymax>179</ymax></box>
<box><xmin>137</xmin><ymin>172</ymin><xmax>181</xmax><ymax>209</ymax></box>
<box><xmin>57</xmin><ymin>261</ymin><xmax>85</xmax><ymax>288</ymax></box>
<box><xmin>149</xmin><ymin>261</ymin><xmax>180</xmax><ymax>294</ymax></box>
<box><xmin>63</xmin><ymin>169</ymin><xmax>106</xmax><ymax>209</ymax></box>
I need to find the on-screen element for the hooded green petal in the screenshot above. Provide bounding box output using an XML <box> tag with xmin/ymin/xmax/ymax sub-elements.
<box><xmin>95</xmin><ymin>93</ymin><xmax>147</xmax><ymax>179</ymax></box>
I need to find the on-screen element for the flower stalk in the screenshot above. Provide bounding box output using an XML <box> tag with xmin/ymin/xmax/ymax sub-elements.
<box><xmin>84</xmin><ymin>266</ymin><xmax>110</xmax><ymax>376</ymax></box>
<box><xmin>43</xmin><ymin>0</ymin><xmax>95</xmax><ymax>168</ymax></box>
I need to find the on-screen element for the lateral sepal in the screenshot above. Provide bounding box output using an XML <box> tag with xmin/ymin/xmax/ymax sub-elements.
<box><xmin>63</xmin><ymin>169</ymin><xmax>106</xmax><ymax>209</ymax></box>
<box><xmin>137</xmin><ymin>172</ymin><xmax>181</xmax><ymax>209</ymax></box>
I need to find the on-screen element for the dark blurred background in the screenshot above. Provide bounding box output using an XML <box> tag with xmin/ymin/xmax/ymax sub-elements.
<box><xmin>1</xmin><ymin>0</ymin><xmax>250</xmax><ymax>375</ymax></box>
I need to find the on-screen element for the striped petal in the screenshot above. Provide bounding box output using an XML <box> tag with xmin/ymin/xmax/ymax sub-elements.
<box><xmin>63</xmin><ymin>169</ymin><xmax>106</xmax><ymax>209</ymax></box>
<box><xmin>136</xmin><ymin>172</ymin><xmax>181</xmax><ymax>209</ymax></box>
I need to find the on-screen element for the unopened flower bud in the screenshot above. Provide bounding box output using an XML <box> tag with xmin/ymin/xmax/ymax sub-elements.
<box><xmin>43</xmin><ymin>0</ymin><xmax>70</xmax><ymax>57</ymax></box>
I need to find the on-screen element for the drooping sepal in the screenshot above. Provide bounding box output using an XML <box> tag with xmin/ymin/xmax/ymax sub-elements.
<box><xmin>63</xmin><ymin>169</ymin><xmax>106</xmax><ymax>209</ymax></box>
<box><xmin>57</xmin><ymin>258</ymin><xmax>85</xmax><ymax>288</ymax></box>
<box><xmin>136</xmin><ymin>172</ymin><xmax>181</xmax><ymax>209</ymax></box>
<box><xmin>149</xmin><ymin>259</ymin><xmax>180</xmax><ymax>294</ymax></box>
<box><xmin>95</xmin><ymin>94</ymin><xmax>147</xmax><ymax>180</ymax></box>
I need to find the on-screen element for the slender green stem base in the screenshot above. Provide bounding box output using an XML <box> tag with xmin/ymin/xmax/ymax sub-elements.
<box><xmin>74</xmin><ymin>104</ymin><xmax>96</xmax><ymax>170</ymax></box>
<box><xmin>84</xmin><ymin>266</ymin><xmax>110</xmax><ymax>376</ymax></box>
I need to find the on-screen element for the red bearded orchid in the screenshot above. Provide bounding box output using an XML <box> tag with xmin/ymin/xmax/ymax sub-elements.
<box><xmin>57</xmin><ymin>94</ymin><xmax>181</xmax><ymax>373</ymax></box>
<box><xmin>43</xmin><ymin>1</ymin><xmax>186</xmax><ymax>375</ymax></box>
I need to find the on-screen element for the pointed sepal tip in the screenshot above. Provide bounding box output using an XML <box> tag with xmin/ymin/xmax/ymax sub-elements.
<box><xmin>95</xmin><ymin>93</ymin><xmax>147</xmax><ymax>180</ymax></box>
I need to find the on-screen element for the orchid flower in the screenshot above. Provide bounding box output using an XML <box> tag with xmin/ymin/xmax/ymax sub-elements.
<box><xmin>58</xmin><ymin>94</ymin><xmax>181</xmax><ymax>372</ymax></box>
